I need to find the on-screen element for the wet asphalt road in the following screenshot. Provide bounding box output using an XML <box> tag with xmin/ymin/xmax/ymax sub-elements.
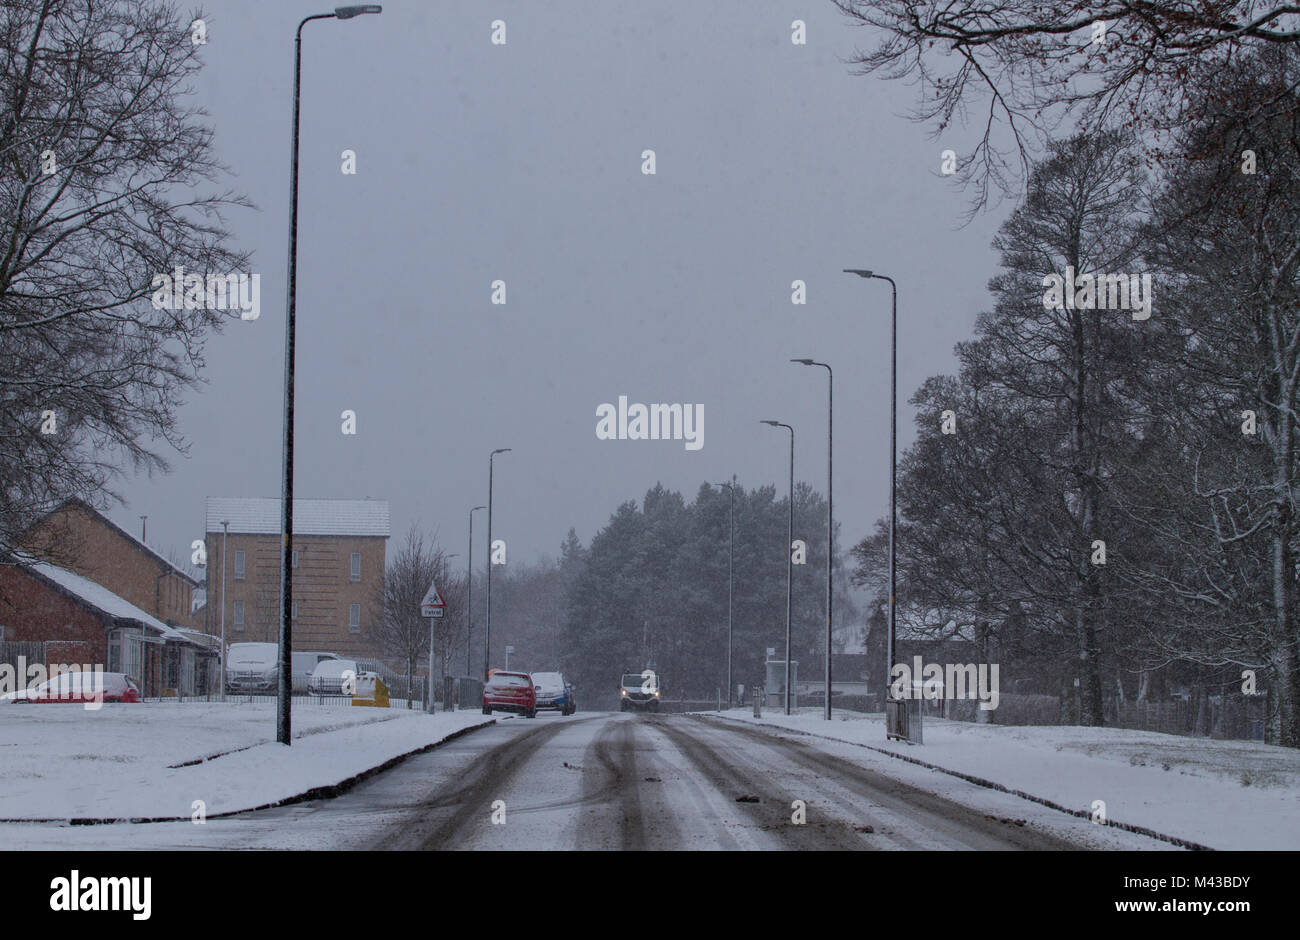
<box><xmin>10</xmin><ymin>712</ymin><xmax>1172</xmax><ymax>850</ymax></box>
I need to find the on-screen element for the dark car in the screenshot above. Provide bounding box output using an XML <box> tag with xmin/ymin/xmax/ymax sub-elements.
<box><xmin>483</xmin><ymin>671</ymin><xmax>537</xmax><ymax>718</ymax></box>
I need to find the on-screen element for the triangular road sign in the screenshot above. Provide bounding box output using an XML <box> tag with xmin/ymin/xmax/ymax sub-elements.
<box><xmin>420</xmin><ymin>581</ymin><xmax>445</xmax><ymax>617</ymax></box>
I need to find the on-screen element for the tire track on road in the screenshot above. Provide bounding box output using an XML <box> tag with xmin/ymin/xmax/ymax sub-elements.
<box><xmin>653</xmin><ymin>716</ymin><xmax>871</xmax><ymax>850</ymax></box>
<box><xmin>373</xmin><ymin>717</ymin><xmax>589</xmax><ymax>850</ymax></box>
<box><xmin>690</xmin><ymin>716</ymin><xmax>1093</xmax><ymax>850</ymax></box>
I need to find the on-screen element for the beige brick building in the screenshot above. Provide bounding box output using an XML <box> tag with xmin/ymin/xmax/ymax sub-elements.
<box><xmin>204</xmin><ymin>497</ymin><xmax>389</xmax><ymax>660</ymax></box>
<box><xmin>20</xmin><ymin>498</ymin><xmax>202</xmax><ymax>630</ymax></box>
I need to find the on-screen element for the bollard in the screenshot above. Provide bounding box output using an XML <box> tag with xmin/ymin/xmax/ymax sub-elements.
<box><xmin>753</xmin><ymin>687</ymin><xmax>762</xmax><ymax>718</ymax></box>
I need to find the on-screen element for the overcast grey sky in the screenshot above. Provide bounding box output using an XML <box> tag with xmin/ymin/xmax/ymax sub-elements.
<box><xmin>118</xmin><ymin>0</ymin><xmax>1007</xmax><ymax>576</ymax></box>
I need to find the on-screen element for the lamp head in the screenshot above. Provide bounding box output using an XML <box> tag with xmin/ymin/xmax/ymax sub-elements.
<box><xmin>335</xmin><ymin>5</ymin><xmax>382</xmax><ymax>18</ymax></box>
<box><xmin>791</xmin><ymin>358</ymin><xmax>815</xmax><ymax>365</ymax></box>
<box><xmin>843</xmin><ymin>268</ymin><xmax>873</xmax><ymax>278</ymax></box>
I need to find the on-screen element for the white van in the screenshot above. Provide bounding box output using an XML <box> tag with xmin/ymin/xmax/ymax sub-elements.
<box><xmin>226</xmin><ymin>642</ymin><xmax>278</xmax><ymax>693</ymax></box>
<box><xmin>292</xmin><ymin>651</ymin><xmax>339</xmax><ymax>692</ymax></box>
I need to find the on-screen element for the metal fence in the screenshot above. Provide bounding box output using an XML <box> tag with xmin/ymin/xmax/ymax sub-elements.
<box><xmin>0</xmin><ymin>640</ymin><xmax>45</xmax><ymax>671</ymax></box>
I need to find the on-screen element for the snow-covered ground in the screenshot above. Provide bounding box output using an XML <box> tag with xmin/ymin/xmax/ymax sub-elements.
<box><xmin>0</xmin><ymin>701</ymin><xmax>491</xmax><ymax>821</ymax></box>
<box><xmin>702</xmin><ymin>708</ymin><xmax>1300</xmax><ymax>850</ymax></box>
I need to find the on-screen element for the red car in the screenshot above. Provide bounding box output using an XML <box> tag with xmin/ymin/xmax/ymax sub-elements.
<box><xmin>482</xmin><ymin>671</ymin><xmax>537</xmax><ymax>718</ymax></box>
<box><xmin>6</xmin><ymin>671</ymin><xmax>141</xmax><ymax>704</ymax></box>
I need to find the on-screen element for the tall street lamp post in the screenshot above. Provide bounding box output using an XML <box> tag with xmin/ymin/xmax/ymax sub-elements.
<box><xmin>792</xmin><ymin>359</ymin><xmax>833</xmax><ymax>720</ymax></box>
<box><xmin>761</xmin><ymin>420</ymin><xmax>794</xmax><ymax>715</ymax></box>
<box><xmin>712</xmin><ymin>478</ymin><xmax>735</xmax><ymax>707</ymax></box>
<box><xmin>844</xmin><ymin>269</ymin><xmax>897</xmax><ymax>711</ymax></box>
<box><xmin>485</xmin><ymin>448</ymin><xmax>511</xmax><ymax>680</ymax></box>
<box><xmin>220</xmin><ymin>520</ymin><xmax>229</xmax><ymax>702</ymax></box>
<box><xmin>467</xmin><ymin>505</ymin><xmax>485</xmax><ymax>676</ymax></box>
<box><xmin>277</xmin><ymin>5</ymin><xmax>381</xmax><ymax>745</ymax></box>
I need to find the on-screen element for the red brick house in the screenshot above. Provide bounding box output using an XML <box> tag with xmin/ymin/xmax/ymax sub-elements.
<box><xmin>19</xmin><ymin>498</ymin><xmax>202</xmax><ymax>631</ymax></box>
<box><xmin>0</xmin><ymin>557</ymin><xmax>215</xmax><ymax>697</ymax></box>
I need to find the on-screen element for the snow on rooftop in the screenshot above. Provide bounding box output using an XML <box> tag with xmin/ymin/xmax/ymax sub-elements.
<box><xmin>23</xmin><ymin>559</ymin><xmax>184</xmax><ymax>640</ymax></box>
<box><xmin>205</xmin><ymin>497</ymin><xmax>390</xmax><ymax>537</ymax></box>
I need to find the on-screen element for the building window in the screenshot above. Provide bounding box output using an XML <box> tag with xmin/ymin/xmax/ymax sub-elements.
<box><xmin>234</xmin><ymin>549</ymin><xmax>246</xmax><ymax>581</ymax></box>
<box><xmin>233</xmin><ymin>600</ymin><xmax>245</xmax><ymax>631</ymax></box>
<box><xmin>349</xmin><ymin>603</ymin><xmax>360</xmax><ymax>633</ymax></box>
<box><xmin>292</xmin><ymin>550</ymin><xmax>299</xmax><ymax>569</ymax></box>
<box><xmin>350</xmin><ymin>552</ymin><xmax>361</xmax><ymax>582</ymax></box>
<box><xmin>292</xmin><ymin>601</ymin><xmax>299</xmax><ymax>620</ymax></box>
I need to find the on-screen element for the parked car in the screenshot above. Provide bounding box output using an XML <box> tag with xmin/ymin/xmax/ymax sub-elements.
<box><xmin>308</xmin><ymin>658</ymin><xmax>359</xmax><ymax>696</ymax></box>
<box><xmin>3</xmin><ymin>671</ymin><xmax>140</xmax><ymax>704</ymax></box>
<box><xmin>293</xmin><ymin>651</ymin><xmax>339</xmax><ymax>693</ymax></box>
<box><xmin>530</xmin><ymin>671</ymin><xmax>575</xmax><ymax>715</ymax></box>
<box><xmin>226</xmin><ymin>642</ymin><xmax>279</xmax><ymax>694</ymax></box>
<box><xmin>482</xmin><ymin>671</ymin><xmax>537</xmax><ymax>718</ymax></box>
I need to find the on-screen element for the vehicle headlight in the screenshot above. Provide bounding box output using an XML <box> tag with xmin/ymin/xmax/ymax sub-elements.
<box><xmin>621</xmin><ymin>689</ymin><xmax>627</xmax><ymax>696</ymax></box>
<box><xmin>653</xmin><ymin>690</ymin><xmax>660</xmax><ymax>697</ymax></box>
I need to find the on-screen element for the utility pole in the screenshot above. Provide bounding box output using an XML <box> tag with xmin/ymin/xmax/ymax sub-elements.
<box><xmin>278</xmin><ymin>4</ymin><xmax>383</xmax><ymax>746</ymax></box>
<box><xmin>220</xmin><ymin>520</ymin><xmax>229</xmax><ymax>702</ymax></box>
<box><xmin>792</xmin><ymin>359</ymin><xmax>834</xmax><ymax>719</ymax></box>
<box><xmin>467</xmin><ymin>505</ymin><xmax>485</xmax><ymax>676</ymax></box>
<box><xmin>762</xmin><ymin>420</ymin><xmax>795</xmax><ymax>715</ymax></box>
<box><xmin>844</xmin><ymin>270</ymin><xmax>898</xmax><ymax>715</ymax></box>
<box><xmin>713</xmin><ymin>479</ymin><xmax>735</xmax><ymax>706</ymax></box>
<box><xmin>485</xmin><ymin>448</ymin><xmax>511</xmax><ymax>680</ymax></box>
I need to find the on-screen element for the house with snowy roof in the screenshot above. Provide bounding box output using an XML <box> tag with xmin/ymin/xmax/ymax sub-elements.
<box><xmin>19</xmin><ymin>498</ymin><xmax>203</xmax><ymax>632</ymax></box>
<box><xmin>203</xmin><ymin>497</ymin><xmax>390</xmax><ymax>660</ymax></box>
<box><xmin>0</xmin><ymin>556</ymin><xmax>218</xmax><ymax>697</ymax></box>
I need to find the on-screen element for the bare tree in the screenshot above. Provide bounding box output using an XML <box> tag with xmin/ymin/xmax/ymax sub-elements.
<box><xmin>372</xmin><ymin>526</ymin><xmax>446</xmax><ymax>709</ymax></box>
<box><xmin>1120</xmin><ymin>50</ymin><xmax>1300</xmax><ymax>744</ymax></box>
<box><xmin>834</xmin><ymin>1</ymin><xmax>1300</xmax><ymax>209</ymax></box>
<box><xmin>0</xmin><ymin>0</ymin><xmax>250</xmax><ymax>559</ymax></box>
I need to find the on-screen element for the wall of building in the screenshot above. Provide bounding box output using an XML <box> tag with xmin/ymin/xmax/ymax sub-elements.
<box><xmin>204</xmin><ymin>532</ymin><xmax>386</xmax><ymax>660</ymax></box>
<box><xmin>0</xmin><ymin>564</ymin><xmax>110</xmax><ymax>664</ymax></box>
<box><xmin>22</xmin><ymin>504</ymin><xmax>199</xmax><ymax>629</ymax></box>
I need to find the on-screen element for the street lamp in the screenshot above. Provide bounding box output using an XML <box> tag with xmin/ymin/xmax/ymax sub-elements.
<box><xmin>793</xmin><ymin>358</ymin><xmax>833</xmax><ymax>720</ymax></box>
<box><xmin>844</xmin><ymin>269</ymin><xmax>897</xmax><ymax>712</ymax></box>
<box><xmin>485</xmin><ymin>448</ymin><xmax>511</xmax><ymax>680</ymax></box>
<box><xmin>761</xmin><ymin>420</ymin><xmax>794</xmax><ymax>715</ymax></box>
<box><xmin>220</xmin><ymin>520</ymin><xmax>229</xmax><ymax>702</ymax></box>
<box><xmin>467</xmin><ymin>505</ymin><xmax>485</xmax><ymax>676</ymax></box>
<box><xmin>277</xmin><ymin>4</ymin><xmax>382</xmax><ymax>745</ymax></box>
<box><xmin>712</xmin><ymin>478</ymin><xmax>736</xmax><ymax>707</ymax></box>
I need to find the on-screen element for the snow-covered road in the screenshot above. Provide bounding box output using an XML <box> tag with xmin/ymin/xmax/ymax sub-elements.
<box><xmin>5</xmin><ymin>712</ymin><xmax>1174</xmax><ymax>850</ymax></box>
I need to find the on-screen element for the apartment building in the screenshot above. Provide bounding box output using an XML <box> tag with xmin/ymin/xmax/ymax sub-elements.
<box><xmin>204</xmin><ymin>497</ymin><xmax>389</xmax><ymax>660</ymax></box>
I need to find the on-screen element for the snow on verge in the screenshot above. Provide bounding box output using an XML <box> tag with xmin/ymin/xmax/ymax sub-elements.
<box><xmin>0</xmin><ymin>702</ymin><xmax>492</xmax><ymax>821</ymax></box>
<box><xmin>700</xmin><ymin>708</ymin><xmax>1300</xmax><ymax>851</ymax></box>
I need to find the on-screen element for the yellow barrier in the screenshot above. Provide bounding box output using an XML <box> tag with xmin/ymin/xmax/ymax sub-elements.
<box><xmin>352</xmin><ymin>673</ymin><xmax>390</xmax><ymax>708</ymax></box>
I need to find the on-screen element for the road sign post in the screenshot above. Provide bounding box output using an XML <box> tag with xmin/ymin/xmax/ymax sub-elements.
<box><xmin>420</xmin><ymin>581</ymin><xmax>446</xmax><ymax>713</ymax></box>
